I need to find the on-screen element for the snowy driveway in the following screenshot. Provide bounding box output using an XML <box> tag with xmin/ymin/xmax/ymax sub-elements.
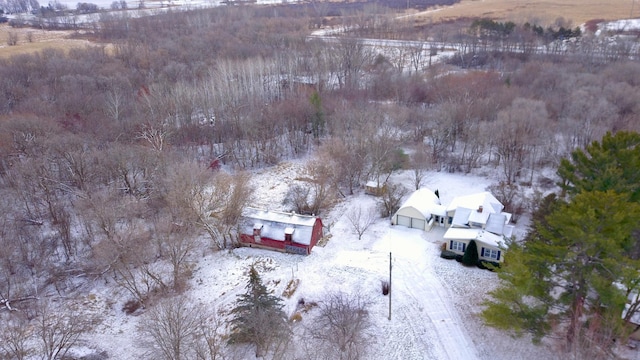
<box><xmin>374</xmin><ymin>226</ymin><xmax>479</xmax><ymax>360</ymax></box>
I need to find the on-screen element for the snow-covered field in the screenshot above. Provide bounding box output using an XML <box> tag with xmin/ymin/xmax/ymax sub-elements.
<box><xmin>70</xmin><ymin>162</ymin><xmax>572</xmax><ymax>360</ymax></box>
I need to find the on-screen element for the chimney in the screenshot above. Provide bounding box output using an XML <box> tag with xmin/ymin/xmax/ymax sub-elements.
<box><xmin>477</xmin><ymin>205</ymin><xmax>483</xmax><ymax>213</ymax></box>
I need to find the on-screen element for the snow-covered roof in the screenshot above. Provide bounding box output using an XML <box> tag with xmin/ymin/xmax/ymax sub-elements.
<box><xmin>451</xmin><ymin>207</ymin><xmax>473</xmax><ymax>227</ymax></box>
<box><xmin>397</xmin><ymin>188</ymin><xmax>445</xmax><ymax>218</ymax></box>
<box><xmin>365</xmin><ymin>180</ymin><xmax>383</xmax><ymax>188</ymax></box>
<box><xmin>244</xmin><ymin>207</ymin><xmax>318</xmax><ymax>227</ymax></box>
<box><xmin>443</xmin><ymin>228</ymin><xmax>508</xmax><ymax>249</ymax></box>
<box><xmin>240</xmin><ymin>208</ymin><xmax>318</xmax><ymax>245</ymax></box>
<box><xmin>485</xmin><ymin>213</ymin><xmax>510</xmax><ymax>235</ymax></box>
<box><xmin>447</xmin><ymin>192</ymin><xmax>505</xmax><ymax>226</ymax></box>
<box><xmin>447</xmin><ymin>192</ymin><xmax>502</xmax><ymax>212</ymax></box>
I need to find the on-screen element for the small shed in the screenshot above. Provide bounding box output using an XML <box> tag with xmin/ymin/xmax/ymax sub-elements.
<box><xmin>392</xmin><ymin>188</ymin><xmax>446</xmax><ymax>231</ymax></box>
<box><xmin>443</xmin><ymin>228</ymin><xmax>508</xmax><ymax>263</ymax></box>
<box><xmin>238</xmin><ymin>208</ymin><xmax>324</xmax><ymax>255</ymax></box>
<box><xmin>364</xmin><ymin>181</ymin><xmax>387</xmax><ymax>196</ymax></box>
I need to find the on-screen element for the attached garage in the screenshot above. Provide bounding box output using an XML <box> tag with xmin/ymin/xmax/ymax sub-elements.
<box><xmin>396</xmin><ymin>215</ymin><xmax>412</xmax><ymax>227</ymax></box>
<box><xmin>396</xmin><ymin>215</ymin><xmax>425</xmax><ymax>229</ymax></box>
<box><xmin>392</xmin><ymin>188</ymin><xmax>446</xmax><ymax>232</ymax></box>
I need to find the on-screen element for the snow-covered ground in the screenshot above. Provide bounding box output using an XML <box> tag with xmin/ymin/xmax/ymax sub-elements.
<box><xmin>70</xmin><ymin>162</ymin><xmax>571</xmax><ymax>360</ymax></box>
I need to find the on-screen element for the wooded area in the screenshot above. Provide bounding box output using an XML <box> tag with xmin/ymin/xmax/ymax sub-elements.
<box><xmin>1</xmin><ymin>2</ymin><xmax>640</xmax><ymax>358</ymax></box>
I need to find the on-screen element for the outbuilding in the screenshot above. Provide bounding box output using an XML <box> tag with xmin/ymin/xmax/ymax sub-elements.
<box><xmin>238</xmin><ymin>208</ymin><xmax>324</xmax><ymax>255</ymax></box>
<box><xmin>392</xmin><ymin>188</ymin><xmax>446</xmax><ymax>231</ymax></box>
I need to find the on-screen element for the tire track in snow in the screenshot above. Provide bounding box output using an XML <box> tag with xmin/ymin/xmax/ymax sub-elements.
<box><xmin>388</xmin><ymin>229</ymin><xmax>479</xmax><ymax>360</ymax></box>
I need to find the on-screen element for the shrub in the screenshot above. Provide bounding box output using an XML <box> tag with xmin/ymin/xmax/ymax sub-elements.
<box><xmin>290</xmin><ymin>312</ymin><xmax>302</xmax><ymax>322</ymax></box>
<box><xmin>122</xmin><ymin>299</ymin><xmax>143</xmax><ymax>315</ymax></box>
<box><xmin>440</xmin><ymin>250</ymin><xmax>458</xmax><ymax>260</ymax></box>
<box><xmin>282</xmin><ymin>278</ymin><xmax>300</xmax><ymax>298</ymax></box>
<box><xmin>462</xmin><ymin>240</ymin><xmax>479</xmax><ymax>266</ymax></box>
<box><xmin>477</xmin><ymin>260</ymin><xmax>501</xmax><ymax>271</ymax></box>
<box><xmin>381</xmin><ymin>280</ymin><xmax>390</xmax><ymax>295</ymax></box>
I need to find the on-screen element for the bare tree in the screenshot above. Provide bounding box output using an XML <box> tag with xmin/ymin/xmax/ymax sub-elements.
<box><xmin>79</xmin><ymin>189</ymin><xmax>165</xmax><ymax>304</ymax></box>
<box><xmin>333</xmin><ymin>38</ymin><xmax>374</xmax><ymax>90</ymax></box>
<box><xmin>154</xmin><ymin>218</ymin><xmax>199</xmax><ymax>291</ymax></box>
<box><xmin>346</xmin><ymin>205</ymin><xmax>378</xmax><ymax>240</ymax></box>
<box><xmin>0</xmin><ymin>313</ymin><xmax>33</xmax><ymax>360</ymax></box>
<box><xmin>139</xmin><ymin>296</ymin><xmax>214</xmax><ymax>360</ymax></box>
<box><xmin>408</xmin><ymin>41</ymin><xmax>424</xmax><ymax>73</ymax></box>
<box><xmin>7</xmin><ymin>32</ymin><xmax>18</xmax><ymax>46</ymax></box>
<box><xmin>284</xmin><ymin>157</ymin><xmax>335</xmax><ymax>215</ymax></box>
<box><xmin>34</xmin><ymin>299</ymin><xmax>93</xmax><ymax>360</ymax></box>
<box><xmin>423</xmin><ymin>104</ymin><xmax>453</xmax><ymax>165</ymax></box>
<box><xmin>377</xmin><ymin>183</ymin><xmax>408</xmax><ymax>218</ymax></box>
<box><xmin>410</xmin><ymin>145</ymin><xmax>432</xmax><ymax>190</ymax></box>
<box><xmin>366</xmin><ymin>124</ymin><xmax>405</xmax><ymax>187</ymax></box>
<box><xmin>492</xmin><ymin>98</ymin><xmax>547</xmax><ymax>184</ymax></box>
<box><xmin>283</xmin><ymin>183</ymin><xmax>312</xmax><ymax>214</ymax></box>
<box><xmin>306</xmin><ymin>291</ymin><xmax>373</xmax><ymax>360</ymax></box>
<box><xmin>487</xmin><ymin>181</ymin><xmax>525</xmax><ymax>223</ymax></box>
<box><xmin>193</xmin><ymin>308</ymin><xmax>226</xmax><ymax>360</ymax></box>
<box><xmin>159</xmin><ymin>161</ymin><xmax>253</xmax><ymax>250</ymax></box>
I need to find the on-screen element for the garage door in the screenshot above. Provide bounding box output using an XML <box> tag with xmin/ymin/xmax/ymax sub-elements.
<box><xmin>396</xmin><ymin>215</ymin><xmax>411</xmax><ymax>227</ymax></box>
<box><xmin>411</xmin><ymin>218</ymin><xmax>425</xmax><ymax>230</ymax></box>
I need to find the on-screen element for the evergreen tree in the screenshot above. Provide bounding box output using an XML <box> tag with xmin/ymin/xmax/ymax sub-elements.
<box><xmin>461</xmin><ymin>239</ymin><xmax>479</xmax><ymax>266</ymax></box>
<box><xmin>484</xmin><ymin>132</ymin><xmax>640</xmax><ymax>356</ymax></box>
<box><xmin>482</xmin><ymin>191</ymin><xmax>640</xmax><ymax>353</ymax></box>
<box><xmin>228</xmin><ymin>265</ymin><xmax>290</xmax><ymax>357</ymax></box>
<box><xmin>558</xmin><ymin>131</ymin><xmax>640</xmax><ymax>201</ymax></box>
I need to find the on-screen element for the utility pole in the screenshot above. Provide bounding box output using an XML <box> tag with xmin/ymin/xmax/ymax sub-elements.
<box><xmin>388</xmin><ymin>252</ymin><xmax>392</xmax><ymax>320</ymax></box>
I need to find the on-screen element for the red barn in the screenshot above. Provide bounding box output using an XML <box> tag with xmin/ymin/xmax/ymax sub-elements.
<box><xmin>239</xmin><ymin>208</ymin><xmax>324</xmax><ymax>255</ymax></box>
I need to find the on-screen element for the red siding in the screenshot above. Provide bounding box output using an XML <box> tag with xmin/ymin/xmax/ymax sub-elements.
<box><xmin>238</xmin><ymin>218</ymin><xmax>324</xmax><ymax>255</ymax></box>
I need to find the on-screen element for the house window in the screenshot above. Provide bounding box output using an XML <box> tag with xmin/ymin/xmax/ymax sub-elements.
<box><xmin>450</xmin><ymin>241</ymin><xmax>466</xmax><ymax>252</ymax></box>
<box><xmin>482</xmin><ymin>248</ymin><xmax>500</xmax><ymax>260</ymax></box>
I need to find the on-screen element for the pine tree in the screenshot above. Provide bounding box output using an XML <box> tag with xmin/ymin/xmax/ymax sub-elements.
<box><xmin>228</xmin><ymin>264</ymin><xmax>290</xmax><ymax>357</ymax></box>
<box><xmin>558</xmin><ymin>131</ymin><xmax>640</xmax><ymax>201</ymax></box>
<box><xmin>309</xmin><ymin>91</ymin><xmax>324</xmax><ymax>140</ymax></box>
<box><xmin>461</xmin><ymin>239</ymin><xmax>479</xmax><ymax>266</ymax></box>
<box><xmin>482</xmin><ymin>190</ymin><xmax>640</xmax><ymax>352</ymax></box>
<box><xmin>483</xmin><ymin>132</ymin><xmax>640</xmax><ymax>355</ymax></box>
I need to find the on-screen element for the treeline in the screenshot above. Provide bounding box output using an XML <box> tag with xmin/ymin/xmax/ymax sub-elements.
<box><xmin>471</xmin><ymin>18</ymin><xmax>581</xmax><ymax>40</ymax></box>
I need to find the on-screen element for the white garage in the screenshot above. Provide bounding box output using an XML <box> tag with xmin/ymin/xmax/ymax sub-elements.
<box><xmin>392</xmin><ymin>188</ymin><xmax>446</xmax><ymax>231</ymax></box>
<box><xmin>395</xmin><ymin>215</ymin><xmax>425</xmax><ymax>229</ymax></box>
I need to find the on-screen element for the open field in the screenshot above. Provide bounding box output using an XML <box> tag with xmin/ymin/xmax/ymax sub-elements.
<box><xmin>411</xmin><ymin>0</ymin><xmax>638</xmax><ymax>26</ymax></box>
<box><xmin>0</xmin><ymin>24</ymin><xmax>98</xmax><ymax>58</ymax></box>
